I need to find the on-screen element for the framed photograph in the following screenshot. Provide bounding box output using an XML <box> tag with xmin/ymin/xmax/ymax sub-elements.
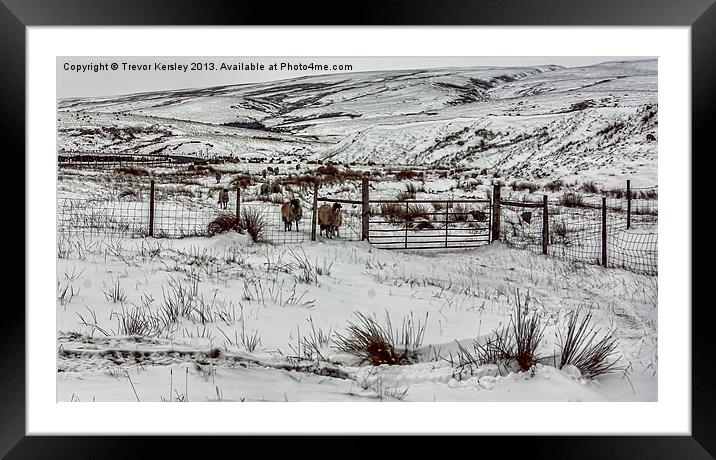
<box><xmin>7</xmin><ymin>0</ymin><xmax>710</xmax><ymax>456</ymax></box>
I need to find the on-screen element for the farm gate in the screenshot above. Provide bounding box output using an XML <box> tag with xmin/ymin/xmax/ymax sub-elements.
<box><xmin>309</xmin><ymin>178</ymin><xmax>491</xmax><ymax>250</ymax></box>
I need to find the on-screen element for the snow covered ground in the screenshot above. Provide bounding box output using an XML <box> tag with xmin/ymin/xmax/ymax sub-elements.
<box><xmin>57</xmin><ymin>231</ymin><xmax>657</xmax><ymax>402</ymax></box>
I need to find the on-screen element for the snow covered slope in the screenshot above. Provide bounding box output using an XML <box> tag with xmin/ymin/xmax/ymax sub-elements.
<box><xmin>57</xmin><ymin>60</ymin><xmax>657</xmax><ymax>181</ymax></box>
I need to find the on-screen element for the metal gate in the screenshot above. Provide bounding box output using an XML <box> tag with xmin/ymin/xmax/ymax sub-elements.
<box><xmin>367</xmin><ymin>199</ymin><xmax>491</xmax><ymax>250</ymax></box>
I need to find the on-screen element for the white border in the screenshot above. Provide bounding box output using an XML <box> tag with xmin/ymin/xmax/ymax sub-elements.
<box><xmin>28</xmin><ymin>26</ymin><xmax>691</xmax><ymax>435</ymax></box>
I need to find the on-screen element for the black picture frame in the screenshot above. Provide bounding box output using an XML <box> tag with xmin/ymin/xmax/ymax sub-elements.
<box><xmin>4</xmin><ymin>0</ymin><xmax>710</xmax><ymax>457</ymax></box>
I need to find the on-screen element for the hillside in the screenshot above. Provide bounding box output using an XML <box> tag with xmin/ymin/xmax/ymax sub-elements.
<box><xmin>57</xmin><ymin>60</ymin><xmax>657</xmax><ymax>183</ymax></box>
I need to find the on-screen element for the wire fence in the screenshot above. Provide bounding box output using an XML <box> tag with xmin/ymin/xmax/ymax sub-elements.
<box><xmin>56</xmin><ymin>194</ymin><xmax>361</xmax><ymax>244</ymax></box>
<box><xmin>58</xmin><ymin>153</ymin><xmax>173</xmax><ymax>168</ymax></box>
<box><xmin>57</xmin><ymin>177</ymin><xmax>657</xmax><ymax>276</ymax></box>
<box><xmin>499</xmin><ymin>187</ymin><xmax>658</xmax><ymax>275</ymax></box>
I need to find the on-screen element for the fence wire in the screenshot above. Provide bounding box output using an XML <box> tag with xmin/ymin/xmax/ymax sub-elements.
<box><xmin>57</xmin><ymin>195</ymin><xmax>361</xmax><ymax>244</ymax></box>
<box><xmin>57</xmin><ymin>198</ymin><xmax>151</xmax><ymax>237</ymax></box>
<box><xmin>500</xmin><ymin>191</ymin><xmax>657</xmax><ymax>275</ymax></box>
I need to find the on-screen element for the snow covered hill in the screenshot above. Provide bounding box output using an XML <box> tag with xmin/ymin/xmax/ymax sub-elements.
<box><xmin>57</xmin><ymin>60</ymin><xmax>657</xmax><ymax>182</ymax></box>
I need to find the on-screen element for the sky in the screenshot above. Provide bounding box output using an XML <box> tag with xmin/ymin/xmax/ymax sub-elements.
<box><xmin>57</xmin><ymin>56</ymin><xmax>655</xmax><ymax>99</ymax></box>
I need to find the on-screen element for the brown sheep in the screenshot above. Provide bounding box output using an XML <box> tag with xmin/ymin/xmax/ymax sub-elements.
<box><xmin>331</xmin><ymin>208</ymin><xmax>343</xmax><ymax>237</ymax></box>
<box><xmin>260</xmin><ymin>183</ymin><xmax>271</xmax><ymax>195</ymax></box>
<box><xmin>646</xmin><ymin>133</ymin><xmax>656</xmax><ymax>142</ymax></box>
<box><xmin>281</xmin><ymin>198</ymin><xmax>303</xmax><ymax>232</ymax></box>
<box><xmin>317</xmin><ymin>202</ymin><xmax>342</xmax><ymax>238</ymax></box>
<box><xmin>215</xmin><ymin>171</ymin><xmax>221</xmax><ymax>183</ymax></box>
<box><xmin>218</xmin><ymin>188</ymin><xmax>229</xmax><ymax>209</ymax></box>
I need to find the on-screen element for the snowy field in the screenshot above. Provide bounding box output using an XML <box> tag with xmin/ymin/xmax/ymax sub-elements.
<box><xmin>57</xmin><ymin>231</ymin><xmax>657</xmax><ymax>402</ymax></box>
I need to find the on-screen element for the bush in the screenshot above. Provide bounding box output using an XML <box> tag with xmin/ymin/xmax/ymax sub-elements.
<box><xmin>316</xmin><ymin>164</ymin><xmax>338</xmax><ymax>176</ymax></box>
<box><xmin>230</xmin><ymin>173</ymin><xmax>254</xmax><ymax>188</ymax></box>
<box><xmin>635</xmin><ymin>189</ymin><xmax>658</xmax><ymax>199</ymax></box>
<box><xmin>580</xmin><ymin>181</ymin><xmax>599</xmax><ymax>193</ymax></box>
<box><xmin>405</xmin><ymin>182</ymin><xmax>424</xmax><ymax>197</ymax></box>
<box><xmin>380</xmin><ymin>203</ymin><xmax>404</xmax><ymax>223</ymax></box>
<box><xmin>238</xmin><ymin>207</ymin><xmax>267</xmax><ymax>242</ymax></box>
<box><xmin>544</xmin><ymin>180</ymin><xmax>564</xmax><ymax>192</ymax></box>
<box><xmin>559</xmin><ymin>192</ymin><xmax>585</xmax><ymax>207</ymax></box>
<box><xmin>395</xmin><ymin>170</ymin><xmax>420</xmax><ymax>180</ymax></box>
<box><xmin>207</xmin><ymin>213</ymin><xmax>239</xmax><ymax>237</ymax></box>
<box><xmin>551</xmin><ymin>221</ymin><xmax>569</xmax><ymax>242</ymax></box>
<box><xmin>511</xmin><ymin>295</ymin><xmax>545</xmax><ymax>371</ymax></box>
<box><xmin>510</xmin><ymin>181</ymin><xmax>539</xmax><ymax>193</ymax></box>
<box><xmin>597</xmin><ymin>122</ymin><xmax>624</xmax><ymax>136</ymax></box>
<box><xmin>118</xmin><ymin>189</ymin><xmax>138</xmax><ymax>200</ymax></box>
<box><xmin>116</xmin><ymin>166</ymin><xmax>149</xmax><ymax>176</ymax></box>
<box><xmin>334</xmin><ymin>312</ymin><xmax>426</xmax><ymax>366</ymax></box>
<box><xmin>558</xmin><ymin>308</ymin><xmax>622</xmax><ymax>378</ymax></box>
<box><xmin>602</xmin><ymin>187</ymin><xmax>625</xmax><ymax>199</ymax></box>
<box><xmin>449</xmin><ymin>203</ymin><xmax>471</xmax><ymax>222</ymax></box>
<box><xmin>380</xmin><ymin>203</ymin><xmax>430</xmax><ymax>224</ymax></box>
<box><xmin>475</xmin><ymin>292</ymin><xmax>545</xmax><ymax>372</ymax></box>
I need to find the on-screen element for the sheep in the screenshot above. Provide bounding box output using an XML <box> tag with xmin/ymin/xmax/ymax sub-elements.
<box><xmin>215</xmin><ymin>171</ymin><xmax>222</xmax><ymax>183</ymax></box>
<box><xmin>218</xmin><ymin>188</ymin><xmax>229</xmax><ymax>209</ymax></box>
<box><xmin>259</xmin><ymin>183</ymin><xmax>271</xmax><ymax>195</ymax></box>
<box><xmin>331</xmin><ymin>207</ymin><xmax>343</xmax><ymax>237</ymax></box>
<box><xmin>646</xmin><ymin>133</ymin><xmax>656</xmax><ymax>142</ymax></box>
<box><xmin>281</xmin><ymin>198</ymin><xmax>303</xmax><ymax>232</ymax></box>
<box><xmin>317</xmin><ymin>202</ymin><xmax>342</xmax><ymax>239</ymax></box>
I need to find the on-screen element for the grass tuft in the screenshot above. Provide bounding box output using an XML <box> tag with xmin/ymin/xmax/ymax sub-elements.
<box><xmin>558</xmin><ymin>308</ymin><xmax>623</xmax><ymax>378</ymax></box>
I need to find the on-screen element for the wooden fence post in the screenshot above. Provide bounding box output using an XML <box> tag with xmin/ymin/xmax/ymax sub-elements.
<box><xmin>626</xmin><ymin>179</ymin><xmax>631</xmax><ymax>229</ymax></box>
<box><xmin>601</xmin><ymin>196</ymin><xmax>607</xmax><ymax>267</ymax></box>
<box><xmin>491</xmin><ymin>184</ymin><xmax>501</xmax><ymax>242</ymax></box>
<box><xmin>444</xmin><ymin>201</ymin><xmax>449</xmax><ymax>248</ymax></box>
<box><xmin>236</xmin><ymin>187</ymin><xmax>241</xmax><ymax>223</ymax></box>
<box><xmin>404</xmin><ymin>201</ymin><xmax>409</xmax><ymax>249</ymax></box>
<box><xmin>148</xmin><ymin>179</ymin><xmax>155</xmax><ymax>237</ymax></box>
<box><xmin>542</xmin><ymin>195</ymin><xmax>548</xmax><ymax>255</ymax></box>
<box><xmin>361</xmin><ymin>177</ymin><xmax>370</xmax><ymax>241</ymax></box>
<box><xmin>311</xmin><ymin>182</ymin><xmax>318</xmax><ymax>241</ymax></box>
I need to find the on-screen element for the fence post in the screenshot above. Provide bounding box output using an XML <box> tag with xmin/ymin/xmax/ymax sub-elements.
<box><xmin>404</xmin><ymin>201</ymin><xmax>409</xmax><ymax>249</ymax></box>
<box><xmin>235</xmin><ymin>187</ymin><xmax>241</xmax><ymax>222</ymax></box>
<box><xmin>148</xmin><ymin>179</ymin><xmax>155</xmax><ymax>237</ymax></box>
<box><xmin>542</xmin><ymin>195</ymin><xmax>548</xmax><ymax>255</ymax></box>
<box><xmin>491</xmin><ymin>184</ymin><xmax>501</xmax><ymax>242</ymax></box>
<box><xmin>444</xmin><ymin>201</ymin><xmax>449</xmax><ymax>248</ymax></box>
<box><xmin>626</xmin><ymin>179</ymin><xmax>631</xmax><ymax>229</ymax></box>
<box><xmin>601</xmin><ymin>196</ymin><xmax>607</xmax><ymax>267</ymax></box>
<box><xmin>361</xmin><ymin>177</ymin><xmax>370</xmax><ymax>241</ymax></box>
<box><xmin>311</xmin><ymin>182</ymin><xmax>318</xmax><ymax>241</ymax></box>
